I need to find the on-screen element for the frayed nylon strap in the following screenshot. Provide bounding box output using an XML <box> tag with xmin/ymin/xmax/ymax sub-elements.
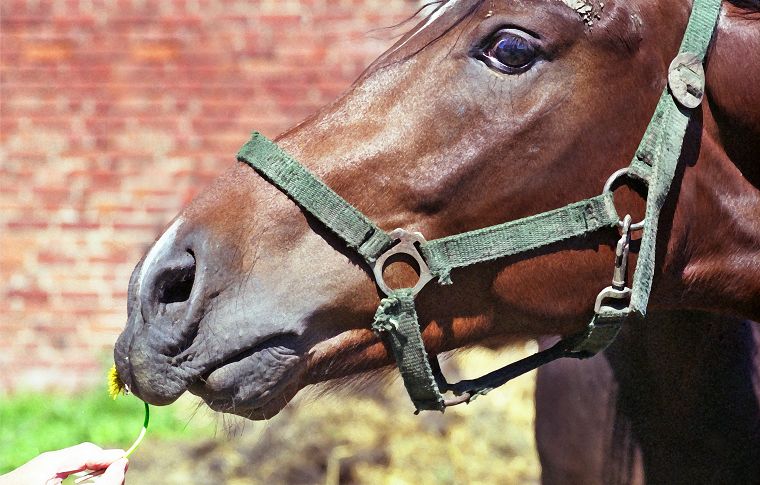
<box><xmin>238</xmin><ymin>134</ymin><xmax>619</xmax><ymax>282</ymax></box>
<box><xmin>627</xmin><ymin>0</ymin><xmax>722</xmax><ymax>316</ymax></box>
<box><xmin>372</xmin><ymin>289</ymin><xmax>445</xmax><ymax>411</ymax></box>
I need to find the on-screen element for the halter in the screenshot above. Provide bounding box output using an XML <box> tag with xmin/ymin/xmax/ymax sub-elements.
<box><xmin>237</xmin><ymin>0</ymin><xmax>722</xmax><ymax>413</ymax></box>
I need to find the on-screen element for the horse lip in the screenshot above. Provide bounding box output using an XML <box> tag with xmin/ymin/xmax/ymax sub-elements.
<box><xmin>115</xmin><ymin>341</ymin><xmax>199</xmax><ymax>406</ymax></box>
<box><xmin>113</xmin><ymin>311</ymin><xmax>196</xmax><ymax>406</ymax></box>
<box><xmin>188</xmin><ymin>333</ymin><xmax>304</xmax><ymax>414</ymax></box>
<box><xmin>198</xmin><ymin>332</ymin><xmax>299</xmax><ymax>380</ymax></box>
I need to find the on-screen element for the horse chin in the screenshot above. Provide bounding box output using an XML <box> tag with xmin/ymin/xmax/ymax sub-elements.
<box><xmin>188</xmin><ymin>338</ymin><xmax>306</xmax><ymax>419</ymax></box>
<box><xmin>194</xmin><ymin>381</ymin><xmax>301</xmax><ymax>420</ymax></box>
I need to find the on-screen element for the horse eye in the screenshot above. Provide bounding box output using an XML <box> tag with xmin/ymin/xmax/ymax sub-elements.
<box><xmin>477</xmin><ymin>30</ymin><xmax>539</xmax><ymax>74</ymax></box>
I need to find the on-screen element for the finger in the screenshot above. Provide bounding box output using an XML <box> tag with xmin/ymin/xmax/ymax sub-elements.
<box><xmin>54</xmin><ymin>443</ymin><xmax>126</xmax><ymax>476</ymax></box>
<box><xmin>96</xmin><ymin>458</ymin><xmax>128</xmax><ymax>485</ymax></box>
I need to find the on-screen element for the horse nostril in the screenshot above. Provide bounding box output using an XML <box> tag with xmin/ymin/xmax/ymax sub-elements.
<box><xmin>156</xmin><ymin>251</ymin><xmax>196</xmax><ymax>305</ymax></box>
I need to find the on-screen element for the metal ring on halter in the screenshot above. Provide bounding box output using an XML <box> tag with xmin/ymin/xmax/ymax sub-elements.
<box><xmin>372</xmin><ymin>228</ymin><xmax>434</xmax><ymax>297</ymax></box>
<box><xmin>602</xmin><ymin>168</ymin><xmax>645</xmax><ymax>231</ymax></box>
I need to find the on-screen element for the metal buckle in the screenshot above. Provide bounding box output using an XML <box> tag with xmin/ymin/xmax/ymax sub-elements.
<box><xmin>594</xmin><ymin>215</ymin><xmax>633</xmax><ymax>312</ymax></box>
<box><xmin>602</xmin><ymin>168</ymin><xmax>645</xmax><ymax>231</ymax></box>
<box><xmin>372</xmin><ymin>229</ymin><xmax>434</xmax><ymax>297</ymax></box>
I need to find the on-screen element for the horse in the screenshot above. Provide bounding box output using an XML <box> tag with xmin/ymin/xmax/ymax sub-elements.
<box><xmin>113</xmin><ymin>0</ymin><xmax>760</xmax><ymax>481</ymax></box>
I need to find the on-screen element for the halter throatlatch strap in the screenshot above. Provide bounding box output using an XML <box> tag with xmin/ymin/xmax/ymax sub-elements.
<box><xmin>236</xmin><ymin>0</ymin><xmax>722</xmax><ymax>414</ymax></box>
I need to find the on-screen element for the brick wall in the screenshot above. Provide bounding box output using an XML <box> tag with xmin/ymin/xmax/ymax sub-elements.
<box><xmin>0</xmin><ymin>0</ymin><xmax>418</xmax><ymax>393</ymax></box>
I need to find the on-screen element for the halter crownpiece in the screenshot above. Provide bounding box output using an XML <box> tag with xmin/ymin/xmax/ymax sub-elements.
<box><xmin>237</xmin><ymin>0</ymin><xmax>722</xmax><ymax>413</ymax></box>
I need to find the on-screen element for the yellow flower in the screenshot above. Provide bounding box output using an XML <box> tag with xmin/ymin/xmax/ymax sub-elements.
<box><xmin>108</xmin><ymin>364</ymin><xmax>126</xmax><ymax>399</ymax></box>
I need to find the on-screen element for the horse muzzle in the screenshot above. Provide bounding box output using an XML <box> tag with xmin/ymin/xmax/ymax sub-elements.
<box><xmin>114</xmin><ymin>216</ymin><xmax>307</xmax><ymax>414</ymax></box>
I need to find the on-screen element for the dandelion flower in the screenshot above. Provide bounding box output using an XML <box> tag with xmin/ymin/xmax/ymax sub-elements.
<box><xmin>75</xmin><ymin>365</ymin><xmax>150</xmax><ymax>483</ymax></box>
<box><xmin>107</xmin><ymin>364</ymin><xmax>126</xmax><ymax>400</ymax></box>
<box><xmin>106</xmin><ymin>364</ymin><xmax>149</xmax><ymax>456</ymax></box>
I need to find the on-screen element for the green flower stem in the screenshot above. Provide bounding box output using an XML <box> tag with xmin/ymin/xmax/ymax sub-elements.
<box><xmin>124</xmin><ymin>402</ymin><xmax>149</xmax><ymax>458</ymax></box>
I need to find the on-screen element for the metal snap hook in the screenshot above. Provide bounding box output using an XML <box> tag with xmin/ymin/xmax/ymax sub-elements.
<box><xmin>594</xmin><ymin>215</ymin><xmax>633</xmax><ymax>313</ymax></box>
<box><xmin>372</xmin><ymin>229</ymin><xmax>434</xmax><ymax>297</ymax></box>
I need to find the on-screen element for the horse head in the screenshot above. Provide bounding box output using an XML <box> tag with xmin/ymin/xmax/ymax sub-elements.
<box><xmin>114</xmin><ymin>0</ymin><xmax>760</xmax><ymax>419</ymax></box>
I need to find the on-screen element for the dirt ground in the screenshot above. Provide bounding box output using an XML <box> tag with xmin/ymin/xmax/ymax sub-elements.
<box><xmin>126</xmin><ymin>345</ymin><xmax>541</xmax><ymax>485</ymax></box>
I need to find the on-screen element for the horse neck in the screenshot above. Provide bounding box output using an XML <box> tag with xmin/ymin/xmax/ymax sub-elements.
<box><xmin>668</xmin><ymin>4</ymin><xmax>760</xmax><ymax>321</ymax></box>
<box><xmin>660</xmin><ymin>110</ymin><xmax>760</xmax><ymax>321</ymax></box>
<box><xmin>606</xmin><ymin>311</ymin><xmax>760</xmax><ymax>483</ymax></box>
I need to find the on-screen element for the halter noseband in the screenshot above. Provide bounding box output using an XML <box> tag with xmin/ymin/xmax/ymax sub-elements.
<box><xmin>236</xmin><ymin>0</ymin><xmax>722</xmax><ymax>413</ymax></box>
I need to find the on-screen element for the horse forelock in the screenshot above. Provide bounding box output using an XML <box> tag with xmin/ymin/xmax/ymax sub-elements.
<box><xmin>378</xmin><ymin>0</ymin><xmax>484</xmax><ymax>66</ymax></box>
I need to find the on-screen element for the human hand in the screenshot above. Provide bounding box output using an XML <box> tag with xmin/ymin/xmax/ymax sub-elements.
<box><xmin>0</xmin><ymin>442</ymin><xmax>128</xmax><ymax>485</ymax></box>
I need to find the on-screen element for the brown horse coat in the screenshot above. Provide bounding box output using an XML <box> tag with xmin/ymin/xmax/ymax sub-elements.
<box><xmin>113</xmin><ymin>4</ymin><xmax>760</xmax><ymax>475</ymax></box>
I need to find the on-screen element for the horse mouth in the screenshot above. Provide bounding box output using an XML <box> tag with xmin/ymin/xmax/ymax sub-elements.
<box><xmin>188</xmin><ymin>333</ymin><xmax>305</xmax><ymax>418</ymax></box>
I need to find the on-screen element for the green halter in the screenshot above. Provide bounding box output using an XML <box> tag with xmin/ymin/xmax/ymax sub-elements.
<box><xmin>237</xmin><ymin>0</ymin><xmax>722</xmax><ymax>413</ymax></box>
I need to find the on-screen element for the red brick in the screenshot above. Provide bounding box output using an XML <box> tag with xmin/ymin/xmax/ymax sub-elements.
<box><xmin>33</xmin><ymin>186</ymin><xmax>71</xmax><ymax>207</ymax></box>
<box><xmin>89</xmin><ymin>252</ymin><xmax>129</xmax><ymax>264</ymax></box>
<box><xmin>60</xmin><ymin>222</ymin><xmax>101</xmax><ymax>230</ymax></box>
<box><xmin>0</xmin><ymin>0</ymin><xmax>416</xmax><ymax>393</ymax></box>
<box><xmin>38</xmin><ymin>251</ymin><xmax>77</xmax><ymax>265</ymax></box>
<box><xmin>7</xmin><ymin>220</ymin><xmax>50</xmax><ymax>230</ymax></box>
<box><xmin>7</xmin><ymin>289</ymin><xmax>49</xmax><ymax>305</ymax></box>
